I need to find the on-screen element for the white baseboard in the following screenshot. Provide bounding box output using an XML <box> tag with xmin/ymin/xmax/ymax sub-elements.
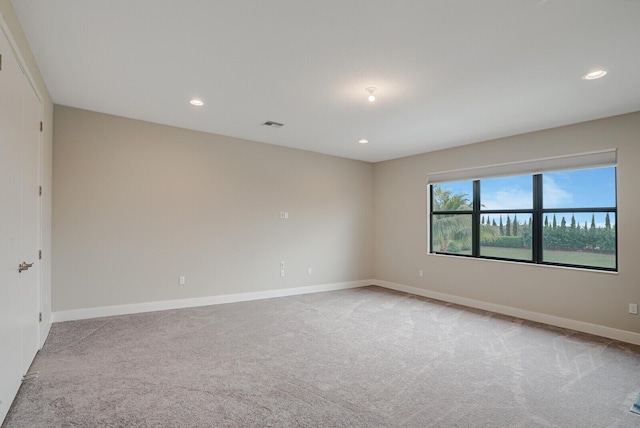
<box><xmin>373</xmin><ymin>279</ymin><xmax>640</xmax><ymax>346</ymax></box>
<box><xmin>52</xmin><ymin>280</ymin><xmax>373</xmax><ymax>323</ymax></box>
<box><xmin>51</xmin><ymin>278</ymin><xmax>640</xmax><ymax>346</ymax></box>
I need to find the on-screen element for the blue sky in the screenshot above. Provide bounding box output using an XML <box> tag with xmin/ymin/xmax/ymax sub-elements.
<box><xmin>436</xmin><ymin>166</ymin><xmax>616</xmax><ymax>227</ymax></box>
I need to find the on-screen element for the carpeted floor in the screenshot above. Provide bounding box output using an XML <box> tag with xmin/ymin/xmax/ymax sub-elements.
<box><xmin>3</xmin><ymin>285</ymin><xmax>640</xmax><ymax>427</ymax></box>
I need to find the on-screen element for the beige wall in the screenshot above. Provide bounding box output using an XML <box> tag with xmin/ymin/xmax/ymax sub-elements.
<box><xmin>1</xmin><ymin>0</ymin><xmax>54</xmax><ymax>332</ymax></box>
<box><xmin>52</xmin><ymin>106</ymin><xmax>374</xmax><ymax>311</ymax></box>
<box><xmin>373</xmin><ymin>112</ymin><xmax>640</xmax><ymax>334</ymax></box>
<box><xmin>53</xmin><ymin>105</ymin><xmax>640</xmax><ymax>336</ymax></box>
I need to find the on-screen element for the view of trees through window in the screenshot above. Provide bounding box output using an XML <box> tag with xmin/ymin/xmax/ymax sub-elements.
<box><xmin>430</xmin><ymin>166</ymin><xmax>616</xmax><ymax>271</ymax></box>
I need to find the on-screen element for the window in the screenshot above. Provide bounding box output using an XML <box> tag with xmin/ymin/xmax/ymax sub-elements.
<box><xmin>431</xmin><ymin>181</ymin><xmax>472</xmax><ymax>254</ymax></box>
<box><xmin>429</xmin><ymin>166</ymin><xmax>617</xmax><ymax>271</ymax></box>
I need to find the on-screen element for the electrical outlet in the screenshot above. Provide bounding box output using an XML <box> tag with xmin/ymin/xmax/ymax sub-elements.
<box><xmin>630</xmin><ymin>303</ymin><xmax>638</xmax><ymax>315</ymax></box>
<box><xmin>179</xmin><ymin>276</ymin><xmax>185</xmax><ymax>285</ymax></box>
<box><xmin>308</xmin><ymin>268</ymin><xmax>312</xmax><ymax>275</ymax></box>
<box><xmin>280</xmin><ymin>269</ymin><xmax>285</xmax><ymax>277</ymax></box>
<box><xmin>419</xmin><ymin>270</ymin><xmax>424</xmax><ymax>277</ymax></box>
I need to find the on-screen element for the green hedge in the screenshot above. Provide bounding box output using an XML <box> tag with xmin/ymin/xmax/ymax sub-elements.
<box><xmin>481</xmin><ymin>236</ymin><xmax>526</xmax><ymax>248</ymax></box>
<box><xmin>481</xmin><ymin>228</ymin><xmax>615</xmax><ymax>253</ymax></box>
<box><xmin>448</xmin><ymin>241</ymin><xmax>461</xmax><ymax>252</ymax></box>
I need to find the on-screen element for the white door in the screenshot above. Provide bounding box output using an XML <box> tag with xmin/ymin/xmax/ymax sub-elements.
<box><xmin>20</xmin><ymin>70</ymin><xmax>41</xmax><ymax>375</ymax></box>
<box><xmin>0</xmin><ymin>26</ymin><xmax>41</xmax><ymax>422</ymax></box>
<box><xmin>0</xmin><ymin>28</ymin><xmax>26</xmax><ymax>421</ymax></box>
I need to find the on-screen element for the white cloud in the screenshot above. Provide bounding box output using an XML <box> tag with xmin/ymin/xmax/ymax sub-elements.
<box><xmin>542</xmin><ymin>175</ymin><xmax>573</xmax><ymax>208</ymax></box>
<box><xmin>482</xmin><ymin>187</ymin><xmax>532</xmax><ymax>210</ymax></box>
<box><xmin>481</xmin><ymin>176</ymin><xmax>573</xmax><ymax>211</ymax></box>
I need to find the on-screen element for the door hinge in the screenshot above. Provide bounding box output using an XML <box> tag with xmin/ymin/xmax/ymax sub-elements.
<box><xmin>39</xmin><ymin>312</ymin><xmax>42</xmax><ymax>322</ymax></box>
<box><xmin>0</xmin><ymin>54</ymin><xmax>2</xmax><ymax>71</ymax></box>
<box><xmin>39</xmin><ymin>186</ymin><xmax>42</xmax><ymax>196</ymax></box>
<box><xmin>40</xmin><ymin>121</ymin><xmax>43</xmax><ymax>132</ymax></box>
<box><xmin>39</xmin><ymin>250</ymin><xmax>42</xmax><ymax>260</ymax></box>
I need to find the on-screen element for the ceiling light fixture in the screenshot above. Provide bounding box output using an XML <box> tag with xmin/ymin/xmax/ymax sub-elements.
<box><xmin>583</xmin><ymin>70</ymin><xmax>607</xmax><ymax>80</ymax></box>
<box><xmin>358</xmin><ymin>139</ymin><xmax>369</xmax><ymax>144</ymax></box>
<box><xmin>189</xmin><ymin>99</ymin><xmax>204</xmax><ymax>106</ymax></box>
<box><xmin>365</xmin><ymin>87</ymin><xmax>377</xmax><ymax>102</ymax></box>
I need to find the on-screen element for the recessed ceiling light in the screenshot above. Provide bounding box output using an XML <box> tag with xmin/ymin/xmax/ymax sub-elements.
<box><xmin>583</xmin><ymin>70</ymin><xmax>607</xmax><ymax>80</ymax></box>
<box><xmin>358</xmin><ymin>139</ymin><xmax>369</xmax><ymax>144</ymax></box>
<box><xmin>190</xmin><ymin>99</ymin><xmax>204</xmax><ymax>106</ymax></box>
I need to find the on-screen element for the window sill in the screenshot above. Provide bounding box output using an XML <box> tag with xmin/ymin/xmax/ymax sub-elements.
<box><xmin>427</xmin><ymin>252</ymin><xmax>618</xmax><ymax>275</ymax></box>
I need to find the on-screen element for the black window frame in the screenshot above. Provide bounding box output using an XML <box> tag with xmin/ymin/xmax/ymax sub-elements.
<box><xmin>429</xmin><ymin>168</ymin><xmax>617</xmax><ymax>272</ymax></box>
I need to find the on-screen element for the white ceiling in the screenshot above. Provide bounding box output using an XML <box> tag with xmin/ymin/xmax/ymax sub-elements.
<box><xmin>12</xmin><ymin>0</ymin><xmax>640</xmax><ymax>163</ymax></box>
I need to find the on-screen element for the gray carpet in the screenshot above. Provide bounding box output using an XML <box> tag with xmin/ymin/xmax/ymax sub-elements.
<box><xmin>3</xmin><ymin>286</ymin><xmax>640</xmax><ymax>427</ymax></box>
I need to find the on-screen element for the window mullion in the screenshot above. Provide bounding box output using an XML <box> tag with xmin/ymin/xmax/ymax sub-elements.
<box><xmin>472</xmin><ymin>180</ymin><xmax>480</xmax><ymax>257</ymax></box>
<box><xmin>429</xmin><ymin>185</ymin><xmax>434</xmax><ymax>253</ymax></box>
<box><xmin>532</xmin><ymin>174</ymin><xmax>543</xmax><ymax>263</ymax></box>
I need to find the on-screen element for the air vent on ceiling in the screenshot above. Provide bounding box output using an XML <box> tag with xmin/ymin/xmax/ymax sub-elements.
<box><xmin>262</xmin><ymin>121</ymin><xmax>284</xmax><ymax>128</ymax></box>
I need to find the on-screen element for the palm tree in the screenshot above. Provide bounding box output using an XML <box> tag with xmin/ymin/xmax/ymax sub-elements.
<box><xmin>432</xmin><ymin>186</ymin><xmax>471</xmax><ymax>212</ymax></box>
<box><xmin>432</xmin><ymin>185</ymin><xmax>498</xmax><ymax>252</ymax></box>
<box><xmin>431</xmin><ymin>185</ymin><xmax>471</xmax><ymax>251</ymax></box>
